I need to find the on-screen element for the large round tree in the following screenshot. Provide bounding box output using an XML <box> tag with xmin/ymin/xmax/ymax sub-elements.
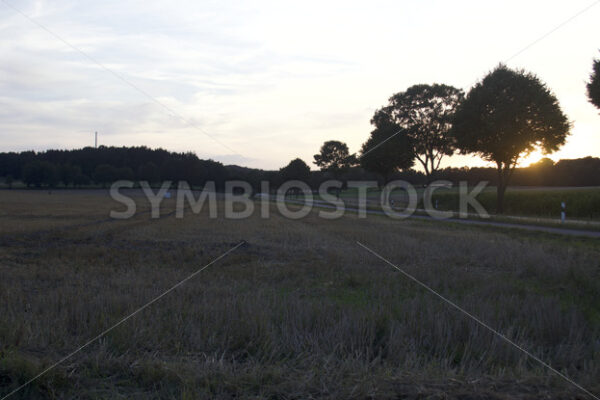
<box><xmin>313</xmin><ymin>140</ymin><xmax>356</xmax><ymax>178</ymax></box>
<box><xmin>587</xmin><ymin>56</ymin><xmax>600</xmax><ymax>110</ymax></box>
<box><xmin>452</xmin><ymin>65</ymin><xmax>570</xmax><ymax>213</ymax></box>
<box><xmin>279</xmin><ymin>158</ymin><xmax>311</xmax><ymax>183</ymax></box>
<box><xmin>381</xmin><ymin>84</ymin><xmax>464</xmax><ymax>181</ymax></box>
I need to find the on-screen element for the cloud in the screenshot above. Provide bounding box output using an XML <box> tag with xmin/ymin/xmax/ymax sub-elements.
<box><xmin>0</xmin><ymin>0</ymin><xmax>599</xmax><ymax>169</ymax></box>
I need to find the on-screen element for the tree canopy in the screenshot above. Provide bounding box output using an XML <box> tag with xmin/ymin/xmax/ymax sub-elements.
<box><xmin>377</xmin><ymin>84</ymin><xmax>463</xmax><ymax>180</ymax></box>
<box><xmin>587</xmin><ymin>56</ymin><xmax>600</xmax><ymax>110</ymax></box>
<box><xmin>279</xmin><ymin>158</ymin><xmax>311</xmax><ymax>183</ymax></box>
<box><xmin>313</xmin><ymin>140</ymin><xmax>356</xmax><ymax>177</ymax></box>
<box><xmin>360</xmin><ymin>112</ymin><xmax>414</xmax><ymax>182</ymax></box>
<box><xmin>452</xmin><ymin>65</ymin><xmax>570</xmax><ymax>213</ymax></box>
<box><xmin>0</xmin><ymin>146</ymin><xmax>228</xmax><ymax>189</ymax></box>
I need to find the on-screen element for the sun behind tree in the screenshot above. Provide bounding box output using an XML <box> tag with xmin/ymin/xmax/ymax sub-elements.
<box><xmin>451</xmin><ymin>65</ymin><xmax>570</xmax><ymax>214</ymax></box>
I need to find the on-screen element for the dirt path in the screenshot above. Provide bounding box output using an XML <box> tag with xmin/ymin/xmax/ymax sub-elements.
<box><xmin>280</xmin><ymin>199</ymin><xmax>600</xmax><ymax>239</ymax></box>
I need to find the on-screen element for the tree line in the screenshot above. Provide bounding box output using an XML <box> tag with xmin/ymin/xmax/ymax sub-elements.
<box><xmin>0</xmin><ymin>145</ymin><xmax>598</xmax><ymax>191</ymax></box>
<box><xmin>0</xmin><ymin>146</ymin><xmax>229</xmax><ymax>189</ymax></box>
<box><xmin>312</xmin><ymin>59</ymin><xmax>600</xmax><ymax>212</ymax></box>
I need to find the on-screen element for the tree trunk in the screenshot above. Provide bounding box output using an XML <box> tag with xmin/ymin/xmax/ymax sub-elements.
<box><xmin>496</xmin><ymin>166</ymin><xmax>508</xmax><ymax>214</ymax></box>
<box><xmin>496</xmin><ymin>183</ymin><xmax>506</xmax><ymax>214</ymax></box>
<box><xmin>421</xmin><ymin>159</ymin><xmax>431</xmax><ymax>184</ymax></box>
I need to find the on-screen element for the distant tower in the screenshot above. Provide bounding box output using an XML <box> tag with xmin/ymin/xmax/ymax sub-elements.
<box><xmin>95</xmin><ymin>131</ymin><xmax>98</xmax><ymax>148</ymax></box>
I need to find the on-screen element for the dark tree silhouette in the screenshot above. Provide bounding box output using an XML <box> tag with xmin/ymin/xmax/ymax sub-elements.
<box><xmin>588</xmin><ymin>56</ymin><xmax>600</xmax><ymax>110</ymax></box>
<box><xmin>452</xmin><ymin>65</ymin><xmax>570</xmax><ymax>213</ymax></box>
<box><xmin>378</xmin><ymin>84</ymin><xmax>463</xmax><ymax>180</ymax></box>
<box><xmin>313</xmin><ymin>140</ymin><xmax>357</xmax><ymax>176</ymax></box>
<box><xmin>314</xmin><ymin>140</ymin><xmax>357</xmax><ymax>197</ymax></box>
<box><xmin>279</xmin><ymin>158</ymin><xmax>311</xmax><ymax>183</ymax></box>
<box><xmin>360</xmin><ymin>112</ymin><xmax>414</xmax><ymax>184</ymax></box>
<box><xmin>530</xmin><ymin>157</ymin><xmax>555</xmax><ymax>169</ymax></box>
<box><xmin>0</xmin><ymin>146</ymin><xmax>229</xmax><ymax>189</ymax></box>
<box><xmin>3</xmin><ymin>146</ymin><xmax>598</xmax><ymax>190</ymax></box>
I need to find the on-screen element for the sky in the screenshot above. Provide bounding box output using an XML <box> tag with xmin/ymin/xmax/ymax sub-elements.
<box><xmin>0</xmin><ymin>0</ymin><xmax>599</xmax><ymax>170</ymax></box>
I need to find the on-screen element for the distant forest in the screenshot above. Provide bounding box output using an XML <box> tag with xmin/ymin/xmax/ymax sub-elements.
<box><xmin>0</xmin><ymin>146</ymin><xmax>599</xmax><ymax>189</ymax></box>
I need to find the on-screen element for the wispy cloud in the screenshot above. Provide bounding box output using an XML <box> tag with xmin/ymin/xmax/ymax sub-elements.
<box><xmin>1</xmin><ymin>0</ymin><xmax>599</xmax><ymax>169</ymax></box>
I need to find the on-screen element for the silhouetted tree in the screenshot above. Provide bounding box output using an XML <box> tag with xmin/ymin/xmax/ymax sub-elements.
<box><xmin>531</xmin><ymin>157</ymin><xmax>555</xmax><ymax>169</ymax></box>
<box><xmin>279</xmin><ymin>158</ymin><xmax>311</xmax><ymax>184</ymax></box>
<box><xmin>313</xmin><ymin>140</ymin><xmax>357</xmax><ymax>176</ymax></box>
<box><xmin>452</xmin><ymin>65</ymin><xmax>570</xmax><ymax>213</ymax></box>
<box><xmin>378</xmin><ymin>84</ymin><xmax>463</xmax><ymax>180</ymax></box>
<box><xmin>313</xmin><ymin>140</ymin><xmax>357</xmax><ymax>195</ymax></box>
<box><xmin>522</xmin><ymin>157</ymin><xmax>555</xmax><ymax>186</ymax></box>
<box><xmin>588</xmin><ymin>56</ymin><xmax>600</xmax><ymax>110</ymax></box>
<box><xmin>360</xmin><ymin>112</ymin><xmax>414</xmax><ymax>184</ymax></box>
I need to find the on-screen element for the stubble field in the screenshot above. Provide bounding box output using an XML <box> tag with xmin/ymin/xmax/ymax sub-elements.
<box><xmin>0</xmin><ymin>190</ymin><xmax>599</xmax><ymax>399</ymax></box>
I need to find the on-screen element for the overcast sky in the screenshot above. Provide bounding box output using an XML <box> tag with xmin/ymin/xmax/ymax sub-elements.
<box><xmin>1</xmin><ymin>0</ymin><xmax>599</xmax><ymax>170</ymax></box>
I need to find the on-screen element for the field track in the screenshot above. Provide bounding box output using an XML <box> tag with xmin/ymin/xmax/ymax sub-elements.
<box><xmin>281</xmin><ymin>198</ymin><xmax>600</xmax><ymax>239</ymax></box>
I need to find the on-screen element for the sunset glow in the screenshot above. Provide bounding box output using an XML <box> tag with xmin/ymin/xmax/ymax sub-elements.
<box><xmin>1</xmin><ymin>0</ymin><xmax>599</xmax><ymax>170</ymax></box>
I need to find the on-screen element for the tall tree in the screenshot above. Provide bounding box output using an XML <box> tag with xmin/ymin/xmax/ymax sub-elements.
<box><xmin>587</xmin><ymin>56</ymin><xmax>600</xmax><ymax>110</ymax></box>
<box><xmin>313</xmin><ymin>140</ymin><xmax>357</xmax><ymax>177</ymax></box>
<box><xmin>360</xmin><ymin>111</ymin><xmax>414</xmax><ymax>184</ymax></box>
<box><xmin>452</xmin><ymin>65</ymin><xmax>570</xmax><ymax>213</ymax></box>
<box><xmin>379</xmin><ymin>84</ymin><xmax>463</xmax><ymax>180</ymax></box>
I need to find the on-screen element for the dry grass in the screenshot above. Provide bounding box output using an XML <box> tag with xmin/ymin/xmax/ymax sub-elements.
<box><xmin>0</xmin><ymin>190</ymin><xmax>599</xmax><ymax>399</ymax></box>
